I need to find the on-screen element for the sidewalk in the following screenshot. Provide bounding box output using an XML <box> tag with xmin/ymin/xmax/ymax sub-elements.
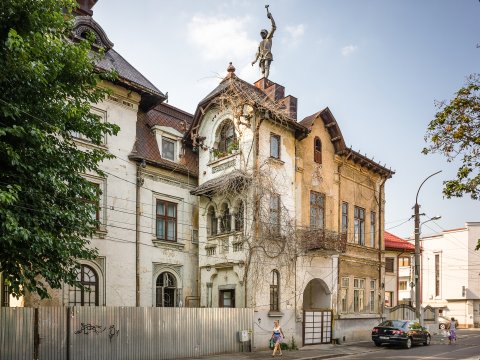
<box><xmin>178</xmin><ymin>333</ymin><xmax>449</xmax><ymax>360</ymax></box>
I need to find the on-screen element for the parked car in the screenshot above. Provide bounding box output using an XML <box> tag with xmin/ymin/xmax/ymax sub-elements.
<box><xmin>438</xmin><ymin>316</ymin><xmax>458</xmax><ymax>330</ymax></box>
<box><xmin>372</xmin><ymin>320</ymin><xmax>431</xmax><ymax>349</ymax></box>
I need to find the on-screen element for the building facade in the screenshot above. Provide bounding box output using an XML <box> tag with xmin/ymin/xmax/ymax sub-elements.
<box><xmin>419</xmin><ymin>222</ymin><xmax>480</xmax><ymax>328</ymax></box>
<box><xmin>383</xmin><ymin>231</ymin><xmax>415</xmax><ymax>308</ymax></box>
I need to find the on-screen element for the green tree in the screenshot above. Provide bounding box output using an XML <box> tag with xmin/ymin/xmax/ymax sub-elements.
<box><xmin>423</xmin><ymin>74</ymin><xmax>480</xmax><ymax>201</ymax></box>
<box><xmin>0</xmin><ymin>0</ymin><xmax>119</xmax><ymax>299</ymax></box>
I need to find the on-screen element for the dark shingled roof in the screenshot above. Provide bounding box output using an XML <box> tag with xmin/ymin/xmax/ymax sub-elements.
<box><xmin>190</xmin><ymin>170</ymin><xmax>250</xmax><ymax>197</ymax></box>
<box><xmin>96</xmin><ymin>49</ymin><xmax>164</xmax><ymax>99</ymax></box>
<box><xmin>129</xmin><ymin>104</ymin><xmax>198</xmax><ymax>177</ymax></box>
<box><xmin>187</xmin><ymin>70</ymin><xmax>308</xmax><ymax>143</ymax></box>
<box><xmin>73</xmin><ymin>16</ymin><xmax>166</xmax><ymax>111</ymax></box>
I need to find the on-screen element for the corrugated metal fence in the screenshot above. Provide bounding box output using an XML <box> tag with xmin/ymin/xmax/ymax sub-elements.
<box><xmin>0</xmin><ymin>307</ymin><xmax>253</xmax><ymax>360</ymax></box>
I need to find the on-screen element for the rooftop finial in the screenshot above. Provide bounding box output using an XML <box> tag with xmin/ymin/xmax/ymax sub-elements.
<box><xmin>227</xmin><ymin>62</ymin><xmax>236</xmax><ymax>73</ymax></box>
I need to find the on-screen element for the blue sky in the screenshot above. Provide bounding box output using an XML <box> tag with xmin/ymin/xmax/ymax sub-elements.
<box><xmin>93</xmin><ymin>0</ymin><xmax>480</xmax><ymax>238</ymax></box>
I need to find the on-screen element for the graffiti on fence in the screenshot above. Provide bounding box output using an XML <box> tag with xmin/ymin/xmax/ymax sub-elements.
<box><xmin>74</xmin><ymin>323</ymin><xmax>120</xmax><ymax>342</ymax></box>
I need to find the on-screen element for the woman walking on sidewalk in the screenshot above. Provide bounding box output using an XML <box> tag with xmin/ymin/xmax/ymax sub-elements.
<box><xmin>271</xmin><ymin>320</ymin><xmax>285</xmax><ymax>356</ymax></box>
<box><xmin>449</xmin><ymin>317</ymin><xmax>457</xmax><ymax>344</ymax></box>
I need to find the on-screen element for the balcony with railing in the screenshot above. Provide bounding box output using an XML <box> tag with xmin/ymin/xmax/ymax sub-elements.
<box><xmin>298</xmin><ymin>228</ymin><xmax>347</xmax><ymax>253</ymax></box>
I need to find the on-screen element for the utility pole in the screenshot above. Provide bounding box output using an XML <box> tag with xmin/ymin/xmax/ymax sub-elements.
<box><xmin>414</xmin><ymin>170</ymin><xmax>441</xmax><ymax>322</ymax></box>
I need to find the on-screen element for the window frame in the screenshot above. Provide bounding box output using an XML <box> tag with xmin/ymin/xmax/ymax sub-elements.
<box><xmin>399</xmin><ymin>257</ymin><xmax>411</xmax><ymax>267</ymax></box>
<box><xmin>219</xmin><ymin>289</ymin><xmax>235</xmax><ymax>308</ymax></box>
<box><xmin>370</xmin><ymin>211</ymin><xmax>376</xmax><ymax>247</ymax></box>
<box><xmin>314</xmin><ymin>137</ymin><xmax>322</xmax><ymax>164</ymax></box>
<box><xmin>68</xmin><ymin>264</ymin><xmax>99</xmax><ymax>306</ymax></box>
<box><xmin>369</xmin><ymin>280</ymin><xmax>376</xmax><ymax>312</ymax></box>
<box><xmin>341</xmin><ymin>202</ymin><xmax>349</xmax><ymax>235</ymax></box>
<box><xmin>435</xmin><ymin>253</ymin><xmax>440</xmax><ymax>297</ymax></box>
<box><xmin>310</xmin><ymin>191</ymin><xmax>325</xmax><ymax>229</ymax></box>
<box><xmin>270</xmin><ymin>133</ymin><xmax>281</xmax><ymax>159</ymax></box>
<box><xmin>269</xmin><ymin>193</ymin><xmax>281</xmax><ymax>229</ymax></box>
<box><xmin>270</xmin><ymin>270</ymin><xmax>280</xmax><ymax>312</ymax></box>
<box><xmin>218</xmin><ymin>121</ymin><xmax>236</xmax><ymax>154</ymax></box>
<box><xmin>353</xmin><ymin>278</ymin><xmax>365</xmax><ymax>313</ymax></box>
<box><xmin>340</xmin><ymin>277</ymin><xmax>349</xmax><ymax>313</ymax></box>
<box><xmin>156</xmin><ymin>199</ymin><xmax>178</xmax><ymax>242</ymax></box>
<box><xmin>156</xmin><ymin>271</ymin><xmax>178</xmax><ymax>307</ymax></box>
<box><xmin>399</xmin><ymin>280</ymin><xmax>408</xmax><ymax>291</ymax></box>
<box><xmin>220</xmin><ymin>203</ymin><xmax>231</xmax><ymax>233</ymax></box>
<box><xmin>208</xmin><ymin>206</ymin><xmax>218</xmax><ymax>236</ymax></box>
<box><xmin>1</xmin><ymin>275</ymin><xmax>10</xmax><ymax>307</ymax></box>
<box><xmin>234</xmin><ymin>201</ymin><xmax>244</xmax><ymax>232</ymax></box>
<box><xmin>161</xmin><ymin>137</ymin><xmax>176</xmax><ymax>161</ymax></box>
<box><xmin>354</xmin><ymin>206</ymin><xmax>365</xmax><ymax>245</ymax></box>
<box><xmin>385</xmin><ymin>257</ymin><xmax>395</xmax><ymax>273</ymax></box>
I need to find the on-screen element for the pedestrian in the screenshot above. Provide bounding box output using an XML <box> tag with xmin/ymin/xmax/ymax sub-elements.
<box><xmin>448</xmin><ymin>317</ymin><xmax>457</xmax><ymax>344</ymax></box>
<box><xmin>271</xmin><ymin>320</ymin><xmax>285</xmax><ymax>357</ymax></box>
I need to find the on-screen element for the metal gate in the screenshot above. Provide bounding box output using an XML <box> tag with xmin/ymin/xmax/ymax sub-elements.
<box><xmin>303</xmin><ymin>310</ymin><xmax>332</xmax><ymax>345</ymax></box>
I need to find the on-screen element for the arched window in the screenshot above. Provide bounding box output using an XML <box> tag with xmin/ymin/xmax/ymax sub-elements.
<box><xmin>314</xmin><ymin>137</ymin><xmax>322</xmax><ymax>164</ymax></box>
<box><xmin>208</xmin><ymin>206</ymin><xmax>217</xmax><ymax>236</ymax></box>
<box><xmin>220</xmin><ymin>203</ymin><xmax>231</xmax><ymax>233</ymax></box>
<box><xmin>156</xmin><ymin>272</ymin><xmax>177</xmax><ymax>307</ymax></box>
<box><xmin>235</xmin><ymin>201</ymin><xmax>244</xmax><ymax>232</ymax></box>
<box><xmin>69</xmin><ymin>265</ymin><xmax>99</xmax><ymax>306</ymax></box>
<box><xmin>218</xmin><ymin>121</ymin><xmax>236</xmax><ymax>153</ymax></box>
<box><xmin>270</xmin><ymin>270</ymin><xmax>280</xmax><ymax>311</ymax></box>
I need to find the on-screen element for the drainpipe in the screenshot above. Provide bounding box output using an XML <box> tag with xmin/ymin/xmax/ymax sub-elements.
<box><xmin>136</xmin><ymin>160</ymin><xmax>145</xmax><ymax>307</ymax></box>
<box><xmin>378</xmin><ymin>178</ymin><xmax>387</xmax><ymax>317</ymax></box>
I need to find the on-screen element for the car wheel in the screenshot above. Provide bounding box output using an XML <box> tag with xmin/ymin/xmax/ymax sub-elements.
<box><xmin>423</xmin><ymin>335</ymin><xmax>431</xmax><ymax>346</ymax></box>
<box><xmin>404</xmin><ymin>337</ymin><xmax>412</xmax><ymax>349</ymax></box>
<box><xmin>374</xmin><ymin>341</ymin><xmax>382</xmax><ymax>347</ymax></box>
<box><xmin>439</xmin><ymin>323</ymin><xmax>446</xmax><ymax>330</ymax></box>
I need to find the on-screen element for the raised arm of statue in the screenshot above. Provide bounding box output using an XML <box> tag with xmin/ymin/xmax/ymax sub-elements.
<box><xmin>267</xmin><ymin>11</ymin><xmax>276</xmax><ymax>39</ymax></box>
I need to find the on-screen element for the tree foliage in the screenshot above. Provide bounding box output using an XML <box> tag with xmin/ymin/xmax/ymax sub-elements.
<box><xmin>423</xmin><ymin>74</ymin><xmax>480</xmax><ymax>200</ymax></box>
<box><xmin>0</xmin><ymin>0</ymin><xmax>119</xmax><ymax>298</ymax></box>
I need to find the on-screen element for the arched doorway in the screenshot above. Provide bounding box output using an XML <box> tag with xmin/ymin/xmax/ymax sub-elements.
<box><xmin>302</xmin><ymin>278</ymin><xmax>332</xmax><ymax>345</ymax></box>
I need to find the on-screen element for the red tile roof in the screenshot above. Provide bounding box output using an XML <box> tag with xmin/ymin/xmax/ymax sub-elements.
<box><xmin>384</xmin><ymin>231</ymin><xmax>415</xmax><ymax>252</ymax></box>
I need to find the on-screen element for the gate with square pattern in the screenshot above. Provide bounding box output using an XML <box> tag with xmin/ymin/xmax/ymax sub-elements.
<box><xmin>303</xmin><ymin>310</ymin><xmax>332</xmax><ymax>345</ymax></box>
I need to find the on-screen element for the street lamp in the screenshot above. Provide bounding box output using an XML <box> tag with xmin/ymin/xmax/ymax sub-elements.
<box><xmin>414</xmin><ymin>171</ymin><xmax>442</xmax><ymax>323</ymax></box>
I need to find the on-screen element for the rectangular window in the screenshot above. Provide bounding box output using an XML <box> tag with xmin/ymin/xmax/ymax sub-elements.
<box><xmin>219</xmin><ymin>289</ymin><xmax>235</xmax><ymax>308</ymax></box>
<box><xmin>370</xmin><ymin>280</ymin><xmax>376</xmax><ymax>312</ymax></box>
<box><xmin>399</xmin><ymin>280</ymin><xmax>408</xmax><ymax>291</ymax></box>
<box><xmin>2</xmin><ymin>276</ymin><xmax>10</xmax><ymax>307</ymax></box>
<box><xmin>341</xmin><ymin>202</ymin><xmax>348</xmax><ymax>234</ymax></box>
<box><xmin>270</xmin><ymin>271</ymin><xmax>280</xmax><ymax>311</ymax></box>
<box><xmin>269</xmin><ymin>194</ymin><xmax>281</xmax><ymax>228</ymax></box>
<box><xmin>354</xmin><ymin>206</ymin><xmax>365</xmax><ymax>245</ymax></box>
<box><xmin>385</xmin><ymin>257</ymin><xmax>395</xmax><ymax>273</ymax></box>
<box><xmin>435</xmin><ymin>254</ymin><xmax>440</xmax><ymax>297</ymax></box>
<box><xmin>270</xmin><ymin>133</ymin><xmax>281</xmax><ymax>159</ymax></box>
<box><xmin>399</xmin><ymin>257</ymin><xmax>411</xmax><ymax>267</ymax></box>
<box><xmin>385</xmin><ymin>291</ymin><xmax>393</xmax><ymax>307</ymax></box>
<box><xmin>88</xmin><ymin>182</ymin><xmax>101</xmax><ymax>223</ymax></box>
<box><xmin>310</xmin><ymin>191</ymin><xmax>325</xmax><ymax>229</ymax></box>
<box><xmin>162</xmin><ymin>138</ymin><xmax>175</xmax><ymax>161</ymax></box>
<box><xmin>370</xmin><ymin>211</ymin><xmax>376</xmax><ymax>247</ymax></box>
<box><xmin>353</xmin><ymin>278</ymin><xmax>365</xmax><ymax>313</ymax></box>
<box><xmin>156</xmin><ymin>200</ymin><xmax>177</xmax><ymax>241</ymax></box>
<box><xmin>341</xmin><ymin>277</ymin><xmax>349</xmax><ymax>313</ymax></box>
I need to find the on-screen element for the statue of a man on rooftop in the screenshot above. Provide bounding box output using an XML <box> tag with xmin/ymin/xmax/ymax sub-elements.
<box><xmin>251</xmin><ymin>5</ymin><xmax>276</xmax><ymax>79</ymax></box>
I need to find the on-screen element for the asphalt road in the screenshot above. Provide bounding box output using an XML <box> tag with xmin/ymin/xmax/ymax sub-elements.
<box><xmin>344</xmin><ymin>329</ymin><xmax>480</xmax><ymax>360</ymax></box>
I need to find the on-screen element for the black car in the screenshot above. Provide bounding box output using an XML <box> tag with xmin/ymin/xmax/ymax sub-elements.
<box><xmin>372</xmin><ymin>320</ymin><xmax>431</xmax><ymax>349</ymax></box>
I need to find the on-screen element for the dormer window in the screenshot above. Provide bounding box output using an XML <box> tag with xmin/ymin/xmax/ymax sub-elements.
<box><xmin>162</xmin><ymin>138</ymin><xmax>175</xmax><ymax>161</ymax></box>
<box><xmin>152</xmin><ymin>125</ymin><xmax>183</xmax><ymax>163</ymax></box>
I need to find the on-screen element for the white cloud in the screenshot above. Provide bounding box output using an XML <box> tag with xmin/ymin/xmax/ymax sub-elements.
<box><xmin>341</xmin><ymin>44</ymin><xmax>358</xmax><ymax>56</ymax></box>
<box><xmin>285</xmin><ymin>24</ymin><xmax>305</xmax><ymax>43</ymax></box>
<box><xmin>187</xmin><ymin>14</ymin><xmax>257</xmax><ymax>61</ymax></box>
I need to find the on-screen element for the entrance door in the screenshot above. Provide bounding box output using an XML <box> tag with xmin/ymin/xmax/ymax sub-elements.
<box><xmin>303</xmin><ymin>310</ymin><xmax>332</xmax><ymax>345</ymax></box>
<box><xmin>219</xmin><ymin>289</ymin><xmax>235</xmax><ymax>308</ymax></box>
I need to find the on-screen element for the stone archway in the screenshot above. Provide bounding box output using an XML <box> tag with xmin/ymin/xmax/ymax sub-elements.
<box><xmin>303</xmin><ymin>278</ymin><xmax>331</xmax><ymax>310</ymax></box>
<box><xmin>302</xmin><ymin>278</ymin><xmax>332</xmax><ymax>345</ymax></box>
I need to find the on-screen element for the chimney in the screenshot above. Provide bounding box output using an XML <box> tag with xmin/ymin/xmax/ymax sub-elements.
<box><xmin>75</xmin><ymin>0</ymin><xmax>98</xmax><ymax>16</ymax></box>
